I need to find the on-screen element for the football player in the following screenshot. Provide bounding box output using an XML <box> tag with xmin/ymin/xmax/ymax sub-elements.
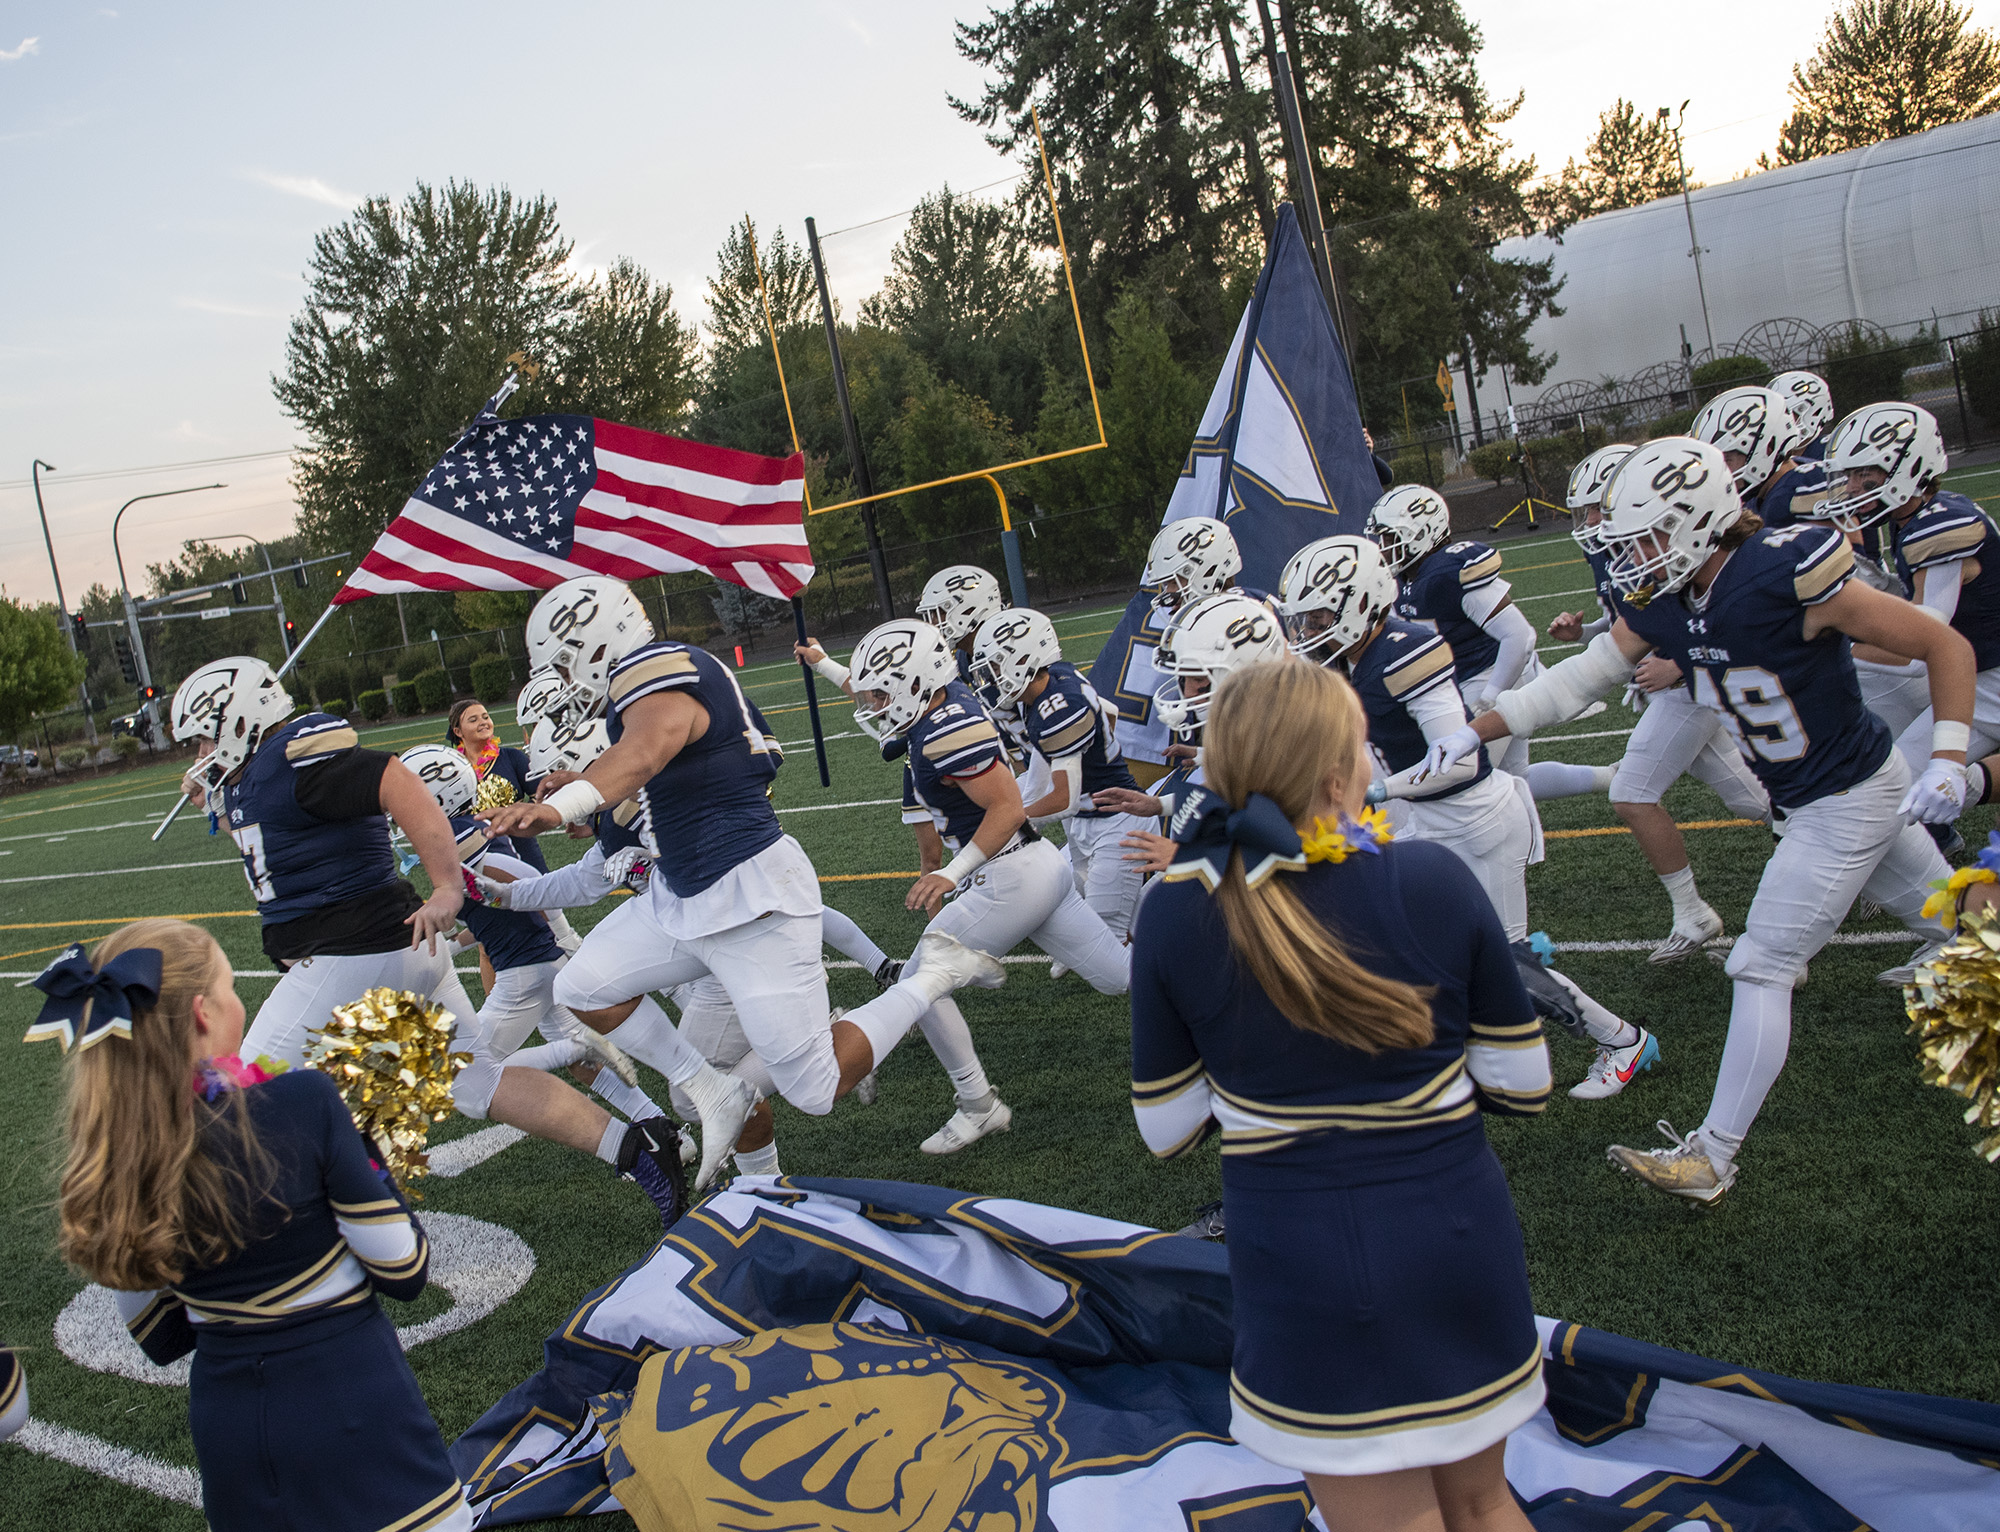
<box><xmin>1770</xmin><ymin>370</ymin><xmax>1836</xmax><ymax>461</ymax></box>
<box><xmin>1555</xmin><ymin>444</ymin><xmax>1771</xmax><ymax>961</ymax></box>
<box><xmin>1280</xmin><ymin>535</ymin><xmax>1656</xmax><ymax>1100</ymax></box>
<box><xmin>1426</xmin><ymin>437</ymin><xmax>1975</xmax><ymax>1202</ymax></box>
<box><xmin>485</xmin><ymin>579</ymin><xmax>1003</xmax><ymax>1187</ymax></box>
<box><xmin>171</xmin><ymin>658</ymin><xmax>691</xmax><ymax>1221</ymax></box>
<box><xmin>1692</xmin><ymin>383</ymin><xmax>1827</xmax><ymax>531</ymax></box>
<box><xmin>971</xmin><ymin>608</ymin><xmax>1147</xmax><ymax>940</ymax></box>
<box><xmin>1367</xmin><ymin>485</ymin><xmax>1610</xmax><ymax>800</ymax></box>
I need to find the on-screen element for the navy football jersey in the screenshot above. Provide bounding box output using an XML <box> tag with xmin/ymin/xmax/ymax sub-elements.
<box><xmin>1754</xmin><ymin>459</ymin><xmax>1829</xmax><ymax>530</ymax></box>
<box><xmin>591</xmin><ymin>796</ymin><xmax>652</xmax><ymax>858</ymax></box>
<box><xmin>224</xmin><ymin>715</ymin><xmax>404</xmax><ymax>926</ymax></box>
<box><xmin>1621</xmin><ymin>524</ymin><xmax>1890</xmax><ymax>811</ymax></box>
<box><xmin>1583</xmin><ymin>545</ymin><xmax>1634</xmax><ymax>625</ymax></box>
<box><xmin>1394</xmin><ymin>541</ymin><xmax>1505</xmax><ymax>677</ymax></box>
<box><xmin>905</xmin><ymin>681</ymin><xmax>1011</xmax><ymax>848</ymax></box>
<box><xmin>1345</xmin><ymin>618</ymin><xmax>1491</xmax><ymax>798</ymax></box>
<box><xmin>1893</xmin><ymin>489</ymin><xmax>2000</xmax><ymax>670</ymax></box>
<box><xmin>451</xmin><ymin>817</ymin><xmax>561</xmax><ymax>970</ymax></box>
<box><xmin>604</xmin><ymin>642</ymin><xmax>783</xmax><ymax>897</ymax></box>
<box><xmin>1020</xmin><ymin>660</ymin><xmax>1137</xmax><ymax>813</ymax></box>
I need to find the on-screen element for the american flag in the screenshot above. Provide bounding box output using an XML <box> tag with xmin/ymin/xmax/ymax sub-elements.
<box><xmin>331</xmin><ymin>413</ymin><xmax>813</xmax><ymax>605</ymax></box>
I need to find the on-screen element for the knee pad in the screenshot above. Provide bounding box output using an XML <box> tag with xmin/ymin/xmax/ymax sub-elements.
<box><xmin>452</xmin><ymin>1057</ymin><xmax>501</xmax><ymax>1121</ymax></box>
<box><xmin>763</xmin><ymin>1037</ymin><xmax>840</xmax><ymax>1117</ymax></box>
<box><xmin>1723</xmin><ymin>933</ymin><xmax>1802</xmax><ymax>990</ymax></box>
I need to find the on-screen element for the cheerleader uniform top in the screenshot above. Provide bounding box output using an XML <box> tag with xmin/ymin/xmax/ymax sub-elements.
<box><xmin>118</xmin><ymin>1070</ymin><xmax>430</xmax><ymax>1361</ymax></box>
<box><xmin>461</xmin><ymin>741</ymin><xmax>548</xmax><ymax>873</ymax></box>
<box><xmin>1131</xmin><ymin>839</ymin><xmax>1548</xmax><ymax>1186</ymax></box>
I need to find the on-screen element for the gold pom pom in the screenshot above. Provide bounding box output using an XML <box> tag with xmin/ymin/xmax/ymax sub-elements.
<box><xmin>1903</xmin><ymin>909</ymin><xmax>2000</xmax><ymax>1162</ymax></box>
<box><xmin>304</xmin><ymin>988</ymin><xmax>470</xmax><ymax>1192</ymax></box>
<box><xmin>475</xmin><ymin>773</ymin><xmax>517</xmax><ymax>813</ymax></box>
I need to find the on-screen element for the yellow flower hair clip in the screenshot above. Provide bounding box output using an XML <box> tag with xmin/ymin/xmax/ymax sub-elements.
<box><xmin>1300</xmin><ymin>809</ymin><xmax>1395</xmax><ymax>865</ymax></box>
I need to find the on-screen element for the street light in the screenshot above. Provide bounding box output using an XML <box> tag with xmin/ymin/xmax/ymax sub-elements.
<box><xmin>112</xmin><ymin>483</ymin><xmax>227</xmax><ymax>748</ymax></box>
<box><xmin>205</xmin><ymin>533</ymin><xmax>291</xmax><ymax>657</ymax></box>
<box><xmin>1661</xmin><ymin>101</ymin><xmax>1716</xmax><ymax>356</ymax></box>
<box><xmin>30</xmin><ymin>458</ymin><xmax>97</xmax><ymax>742</ymax></box>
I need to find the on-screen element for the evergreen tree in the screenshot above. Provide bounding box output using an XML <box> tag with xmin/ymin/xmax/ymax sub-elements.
<box><xmin>1532</xmin><ymin>98</ymin><xmax>1691</xmax><ymax>231</ymax></box>
<box><xmin>1772</xmin><ymin>0</ymin><xmax>2000</xmax><ymax>165</ymax></box>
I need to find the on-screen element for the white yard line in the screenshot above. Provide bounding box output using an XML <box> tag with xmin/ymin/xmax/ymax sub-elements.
<box><xmin>8</xmin><ymin>1421</ymin><xmax>201</xmax><ymax>1507</ymax></box>
<box><xmin>0</xmin><ymin>817</ymin><xmax>165</xmax><ymax>846</ymax></box>
<box><xmin>1513</xmin><ymin>586</ymin><xmax>1599</xmax><ymax>603</ymax></box>
<box><xmin>0</xmin><ymin>857</ymin><xmax>239</xmax><ymax>885</ymax></box>
<box><xmin>1531</xmin><ymin>727</ymin><xmax>1635</xmax><ymax>744</ymax></box>
<box><xmin>777</xmin><ymin>797</ymin><xmax>902</xmax><ymax>814</ymax></box>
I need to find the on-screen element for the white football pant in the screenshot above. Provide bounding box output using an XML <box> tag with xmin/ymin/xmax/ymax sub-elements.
<box><xmin>454</xmin><ymin>958</ymin><xmax>591</xmax><ymax>1120</ymax></box>
<box><xmin>1610</xmin><ymin>684</ymin><xmax>1769</xmax><ymax>819</ymax></box>
<box><xmin>1890</xmin><ymin>666</ymin><xmax>2000</xmax><ymax>776</ymax></box>
<box><xmin>1724</xmin><ymin>752</ymin><xmax>1949</xmax><ymax>989</ymax></box>
<box><xmin>1061</xmin><ymin>812</ymin><xmax>1148</xmax><ymax>940</ymax></box>
<box><xmin>1398</xmin><ymin>774</ymin><xmax>1537</xmax><ymax>941</ymax></box>
<box><xmin>554</xmin><ymin>881</ymin><xmax>841</xmax><ymax>1115</ymax></box>
<box><xmin>242</xmin><ymin>943</ymin><xmax>479</xmax><ymax>1071</ymax></box>
<box><xmin>1855</xmin><ymin>657</ymin><xmax>1931</xmax><ymax>741</ymax></box>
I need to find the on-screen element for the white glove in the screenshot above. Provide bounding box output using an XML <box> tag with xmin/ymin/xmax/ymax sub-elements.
<box><xmin>1900</xmin><ymin>759</ymin><xmax>1969</xmax><ymax>824</ymax></box>
<box><xmin>602</xmin><ymin>845</ymin><xmax>652</xmax><ymax>888</ymax></box>
<box><xmin>1621</xmin><ymin>682</ymin><xmax>1648</xmax><ymax>715</ymax></box>
<box><xmin>1468</xmin><ymin>691</ymin><xmax>1497</xmax><ymax>719</ymax></box>
<box><xmin>471</xmin><ymin>873</ymin><xmax>511</xmax><ymax>909</ymax></box>
<box><xmin>1421</xmin><ymin>724</ymin><xmax>1483</xmax><ymax>781</ymax></box>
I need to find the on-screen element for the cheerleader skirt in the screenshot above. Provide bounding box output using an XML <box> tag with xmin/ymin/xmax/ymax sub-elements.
<box><xmin>1224</xmin><ymin>1137</ymin><xmax>1546</xmax><ymax>1475</ymax></box>
<box><xmin>188</xmin><ymin>1301</ymin><xmax>470</xmax><ymax>1531</ymax></box>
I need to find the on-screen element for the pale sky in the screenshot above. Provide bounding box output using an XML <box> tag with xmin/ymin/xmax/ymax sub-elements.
<box><xmin>5</xmin><ymin>1</ymin><xmax>1996</xmax><ymax>608</ymax></box>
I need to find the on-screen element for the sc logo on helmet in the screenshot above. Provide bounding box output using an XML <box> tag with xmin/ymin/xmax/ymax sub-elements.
<box><xmin>1225</xmin><ymin>614</ymin><xmax>1273</xmax><ymax>646</ymax></box>
<box><xmin>182</xmin><ymin>674</ymin><xmax>237</xmax><ymax>724</ymax></box>
<box><xmin>991</xmin><ymin>616</ymin><xmax>1033</xmax><ymax>646</ymax></box>
<box><xmin>545</xmin><ymin>593</ymin><xmax>600</xmax><ymax>637</ymax></box>
<box><xmin>1650</xmin><ymin>455</ymin><xmax>1710</xmax><ymax>496</ymax></box>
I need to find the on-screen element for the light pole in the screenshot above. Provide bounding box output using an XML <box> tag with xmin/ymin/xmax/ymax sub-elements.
<box><xmin>31</xmin><ymin>458</ymin><xmax>98</xmax><ymax>742</ymax></box>
<box><xmin>113</xmin><ymin>483</ymin><xmax>227</xmax><ymax>748</ymax></box>
<box><xmin>206</xmin><ymin>533</ymin><xmax>291</xmax><ymax>657</ymax></box>
<box><xmin>1663</xmin><ymin>101</ymin><xmax>1715</xmax><ymax>356</ymax></box>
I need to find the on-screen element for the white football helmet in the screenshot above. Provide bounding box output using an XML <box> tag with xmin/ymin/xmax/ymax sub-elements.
<box><xmin>527</xmin><ymin>715</ymin><xmax>609</xmax><ymax>778</ymax></box>
<box><xmin>1820</xmin><ymin>402</ymin><xmax>1948</xmax><ymax>532</ymax></box>
<box><xmin>399</xmin><ymin>744</ymin><xmax>478</xmax><ymax>818</ymax></box>
<box><xmin>1691</xmin><ymin>386</ymin><xmax>1795</xmax><ymax>493</ymax></box>
<box><xmin>1277</xmin><ymin>536</ymin><xmax>1399</xmax><ymax>664</ymax></box>
<box><xmin>1143</xmin><ymin>517</ymin><xmax>1242</xmax><ymax>615</ymax></box>
<box><xmin>915</xmin><ymin>565</ymin><xmax>1006</xmax><ymax>643</ymax></box>
<box><xmin>1771</xmin><ymin>370</ymin><xmax>1834</xmax><ymax>445</ymax></box>
<box><xmin>525</xmin><ymin>577</ymin><xmax>654</xmax><ymax>718</ymax></box>
<box><xmin>970</xmin><ymin>608</ymin><xmax>1062</xmax><ymax>707</ymax></box>
<box><xmin>1598</xmin><ymin>437</ymin><xmax>1743</xmax><ymax>607</ymax></box>
<box><xmin>171</xmin><ymin>656</ymin><xmax>294</xmax><ymax>790</ymax></box>
<box><xmin>1565</xmin><ymin>444</ymin><xmax>1636</xmax><ymax>554</ymax></box>
<box><xmin>515</xmin><ymin>667</ymin><xmax>569</xmax><ymax>735</ymax></box>
<box><xmin>849</xmin><ymin>620</ymin><xmax>959</xmax><ymax>738</ymax></box>
<box><xmin>1365</xmin><ymin>485</ymin><xmax>1452</xmax><ymax>574</ymax></box>
<box><xmin>1153</xmin><ymin>592</ymin><xmax>1287</xmax><ymax>732</ymax></box>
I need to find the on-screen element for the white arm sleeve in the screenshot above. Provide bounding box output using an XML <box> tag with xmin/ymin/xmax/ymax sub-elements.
<box><xmin>1918</xmin><ymin>559</ymin><xmax>1964</xmax><ymax>624</ymax></box>
<box><xmin>1494</xmin><ymin>630</ymin><xmax>1638</xmax><ymax>738</ymax></box>
<box><xmin>1459</xmin><ymin>576</ymin><xmax>1512</xmax><ymax>625</ymax></box>
<box><xmin>492</xmin><ymin>844</ymin><xmax>615</xmax><ymax>911</ymax></box>
<box><xmin>1383</xmin><ymin>683</ymin><xmax>1484</xmax><ymax>800</ymax></box>
<box><xmin>1029</xmin><ymin>755</ymin><xmax>1084</xmax><ymax>827</ymax></box>
<box><xmin>1474</xmin><ymin>602</ymin><xmax>1537</xmax><ymax>704</ymax></box>
<box><xmin>1580</xmin><ymin>604</ymin><xmax>1614</xmax><ymax>639</ymax></box>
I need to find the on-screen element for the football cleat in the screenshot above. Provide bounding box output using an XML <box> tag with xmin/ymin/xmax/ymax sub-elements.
<box><xmin>1176</xmin><ymin>1200</ymin><xmax>1226</xmax><ymax>1240</ymax></box>
<box><xmin>1878</xmin><ymin>939</ymin><xmax>1950</xmax><ymax>987</ymax></box>
<box><xmin>616</xmin><ymin>1118</ymin><xmax>690</xmax><ymax>1227</ymax></box>
<box><xmin>570</xmin><ymin>1021</ymin><xmax>639</xmax><ymax>1088</ymax></box>
<box><xmin>1569</xmin><ymin>1027</ymin><xmax>1660</xmax><ymax>1100</ymax></box>
<box><xmin>1851</xmin><ymin>896</ymin><xmax>1884</xmax><ymax>923</ymax></box>
<box><xmin>908</xmin><ymin>930</ymin><xmax>1007</xmax><ymax>996</ymax></box>
<box><xmin>1048</xmin><ymin>960</ymin><xmax>1071</xmax><ymax>980</ymax></box>
<box><xmin>1649</xmin><ymin>906</ymin><xmax>1725</xmax><ymax>964</ymax></box>
<box><xmin>680</xmin><ymin>1064</ymin><xmax>760</xmax><ymax>1193</ymax></box>
<box><xmin>1606</xmin><ymin>1120</ymin><xmax>1736</xmax><ymax>1204</ymax></box>
<box><xmin>871</xmin><ymin>956</ymin><xmax>904</xmax><ymax>992</ymax></box>
<box><xmin>919</xmin><ymin>1096</ymin><xmax>1013</xmax><ymax>1155</ymax></box>
<box><xmin>852</xmin><ymin>1069</ymin><xmax>879</xmax><ymax>1106</ymax></box>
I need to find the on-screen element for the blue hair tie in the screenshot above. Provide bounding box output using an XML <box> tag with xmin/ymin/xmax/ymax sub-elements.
<box><xmin>24</xmin><ymin>944</ymin><xmax>165</xmax><ymax>1052</ymax></box>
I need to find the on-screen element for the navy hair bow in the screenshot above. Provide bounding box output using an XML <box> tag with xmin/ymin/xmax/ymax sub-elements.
<box><xmin>1162</xmin><ymin>786</ymin><xmax>1306</xmax><ymax>893</ymax></box>
<box><xmin>24</xmin><ymin>944</ymin><xmax>164</xmax><ymax>1052</ymax></box>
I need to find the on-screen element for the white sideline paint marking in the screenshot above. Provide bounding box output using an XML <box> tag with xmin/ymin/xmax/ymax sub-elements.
<box><xmin>0</xmin><ymin>857</ymin><xmax>238</xmax><ymax>885</ymax></box>
<box><xmin>0</xmin><ymin>787</ymin><xmax>183</xmax><ymax>823</ymax></box>
<box><xmin>776</xmin><ymin>729</ymin><xmax>864</xmax><ymax>749</ymax></box>
<box><xmin>778</xmin><ymin>797</ymin><xmax>902</xmax><ymax>814</ymax></box>
<box><xmin>430</xmin><ymin>1124</ymin><xmax>528</xmax><ymax>1176</ymax></box>
<box><xmin>0</xmin><ymin>818</ymin><xmax>162</xmax><ymax>846</ymax></box>
<box><xmin>8</xmin><ymin>1420</ymin><xmax>202</xmax><ymax>1506</ymax></box>
<box><xmin>1513</xmin><ymin>586</ymin><xmax>1598</xmax><ymax>603</ymax></box>
<box><xmin>1531</xmin><ymin>727</ymin><xmax>1635</xmax><ymax>745</ymax></box>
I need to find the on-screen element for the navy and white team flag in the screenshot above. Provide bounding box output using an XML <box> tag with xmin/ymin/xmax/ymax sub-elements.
<box><xmin>452</xmin><ymin>1178</ymin><xmax>1997</xmax><ymax>1529</ymax></box>
<box><xmin>1091</xmin><ymin>203</ymin><xmax>1383</xmax><ymax>765</ymax></box>
<box><xmin>333</xmin><ymin>408</ymin><xmax>813</xmax><ymax>605</ymax></box>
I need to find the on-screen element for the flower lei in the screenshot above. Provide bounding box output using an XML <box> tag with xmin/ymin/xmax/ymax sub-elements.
<box><xmin>193</xmin><ymin>1053</ymin><xmax>284</xmax><ymax>1103</ymax></box>
<box><xmin>1919</xmin><ymin>830</ymin><xmax>2000</xmax><ymax>930</ymax></box>
<box><xmin>461</xmin><ymin>736</ymin><xmax>501</xmax><ymax>778</ymax></box>
<box><xmin>1299</xmin><ymin>806</ymin><xmax>1395</xmax><ymax>864</ymax></box>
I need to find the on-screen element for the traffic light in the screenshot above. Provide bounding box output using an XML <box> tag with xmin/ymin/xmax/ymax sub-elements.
<box><xmin>293</xmin><ymin>563</ymin><xmax>310</xmax><ymax>588</ymax></box>
<box><xmin>140</xmin><ymin>684</ymin><xmax>158</xmax><ymax>704</ymax></box>
<box><xmin>112</xmin><ymin>631</ymin><xmax>138</xmax><ymax>684</ymax></box>
<box><xmin>71</xmin><ymin>612</ymin><xmax>87</xmax><ymax>645</ymax></box>
<box><xmin>229</xmin><ymin>578</ymin><xmax>247</xmax><ymax>604</ymax></box>
<box><xmin>284</xmin><ymin>618</ymin><xmax>297</xmax><ymax>641</ymax></box>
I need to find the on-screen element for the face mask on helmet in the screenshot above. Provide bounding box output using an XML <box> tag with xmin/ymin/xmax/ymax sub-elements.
<box><xmin>915</xmin><ymin>566</ymin><xmax>1004</xmax><ymax>643</ymax></box>
<box><xmin>850</xmin><ymin>622</ymin><xmax>957</xmax><ymax>738</ymax></box>
<box><xmin>527</xmin><ymin>715</ymin><xmax>609</xmax><ymax>778</ymax></box>
<box><xmin>527</xmin><ymin>578</ymin><xmax>653</xmax><ymax>718</ymax></box>
<box><xmin>1143</xmin><ymin>518</ymin><xmax>1241</xmax><ymax>616</ymax></box>
<box><xmin>969</xmin><ymin>609</ymin><xmax>1060</xmax><ymax>707</ymax></box>
<box><xmin>1692</xmin><ymin>387</ymin><xmax>1790</xmax><ymax>496</ymax></box>
<box><xmin>1597</xmin><ymin>438</ymin><xmax>1742</xmax><ymax>607</ymax></box>
<box><xmin>171</xmin><ymin>658</ymin><xmax>294</xmax><ymax>790</ymax></box>
<box><xmin>1821</xmin><ymin>403</ymin><xmax>1945</xmax><ymax>533</ymax></box>
<box><xmin>1364</xmin><ymin>486</ymin><xmax>1450</xmax><ymax>574</ymax></box>
<box><xmin>399</xmin><ymin>745</ymin><xmax>478</xmax><ymax>818</ymax></box>
<box><xmin>1277</xmin><ymin>536</ymin><xmax>1394</xmax><ymax>665</ymax></box>
<box><xmin>1565</xmin><ymin>445</ymin><xmax>1635</xmax><ymax>553</ymax></box>
<box><xmin>1150</xmin><ymin>593</ymin><xmax>1287</xmax><ymax>733</ymax></box>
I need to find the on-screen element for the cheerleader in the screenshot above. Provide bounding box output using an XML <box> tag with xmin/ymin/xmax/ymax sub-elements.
<box><xmin>33</xmin><ymin>918</ymin><xmax>472</xmax><ymax>1531</ymax></box>
<box><xmin>1131</xmin><ymin>662</ymin><xmax>1545</xmax><ymax>1529</ymax></box>
<box><xmin>447</xmin><ymin>697</ymin><xmax>580</xmax><ymax>952</ymax></box>
<box><xmin>0</xmin><ymin>1349</ymin><xmax>23</xmax><ymax>1441</ymax></box>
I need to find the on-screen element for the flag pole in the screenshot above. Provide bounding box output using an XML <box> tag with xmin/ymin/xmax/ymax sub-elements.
<box><xmin>747</xmin><ymin>220</ymin><xmax>832</xmax><ymax>788</ymax></box>
<box><xmin>149</xmin><ymin>599</ymin><xmax>347</xmax><ymax>842</ymax></box>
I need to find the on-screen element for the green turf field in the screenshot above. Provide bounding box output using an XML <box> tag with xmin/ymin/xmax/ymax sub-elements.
<box><xmin>7</xmin><ymin>493</ymin><xmax>2000</xmax><ymax>1529</ymax></box>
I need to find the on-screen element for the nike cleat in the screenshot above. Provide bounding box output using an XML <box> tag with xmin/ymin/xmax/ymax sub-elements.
<box><xmin>616</xmin><ymin>1118</ymin><xmax>691</xmax><ymax>1227</ymax></box>
<box><xmin>1176</xmin><ymin>1201</ymin><xmax>1226</xmax><ymax>1240</ymax></box>
<box><xmin>1649</xmin><ymin>906</ymin><xmax>1724</xmax><ymax>964</ymax></box>
<box><xmin>872</xmin><ymin>957</ymin><xmax>904</xmax><ymax>991</ymax></box>
<box><xmin>919</xmin><ymin>1096</ymin><xmax>1013</xmax><ymax>1155</ymax></box>
<box><xmin>1878</xmin><ymin>940</ymin><xmax>1950</xmax><ymax>987</ymax></box>
<box><xmin>681</xmin><ymin>1065</ymin><xmax>759</xmax><ymax>1193</ymax></box>
<box><xmin>1569</xmin><ymin>1027</ymin><xmax>1660</xmax><ymax>1100</ymax></box>
<box><xmin>1607</xmin><ymin>1120</ymin><xmax>1736</xmax><ymax>1205</ymax></box>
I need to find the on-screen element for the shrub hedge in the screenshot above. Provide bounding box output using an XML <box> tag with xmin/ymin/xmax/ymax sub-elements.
<box><xmin>392</xmin><ymin>681</ymin><xmax>419</xmax><ymax>716</ymax></box>
<box><xmin>469</xmin><ymin>655</ymin><xmax>511</xmax><ymax>703</ymax></box>
<box><xmin>359</xmin><ymin>689</ymin><xmax>389</xmax><ymax>721</ymax></box>
<box><xmin>413</xmin><ymin>668</ymin><xmax>450</xmax><ymax>713</ymax></box>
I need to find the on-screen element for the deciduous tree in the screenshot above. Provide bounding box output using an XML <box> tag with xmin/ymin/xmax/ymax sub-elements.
<box><xmin>0</xmin><ymin>600</ymin><xmax>85</xmax><ymax>737</ymax></box>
